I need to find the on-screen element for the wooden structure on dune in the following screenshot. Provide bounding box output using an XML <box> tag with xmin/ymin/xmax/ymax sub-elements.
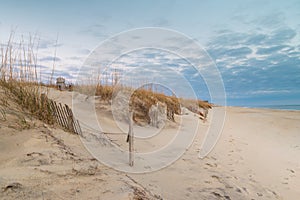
<box><xmin>56</xmin><ymin>77</ymin><xmax>66</xmax><ymax>91</ymax></box>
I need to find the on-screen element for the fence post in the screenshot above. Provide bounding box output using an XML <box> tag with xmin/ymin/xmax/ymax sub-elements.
<box><xmin>128</xmin><ymin>111</ymin><xmax>134</xmax><ymax>166</ymax></box>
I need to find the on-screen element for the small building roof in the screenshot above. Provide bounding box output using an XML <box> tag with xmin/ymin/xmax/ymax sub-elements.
<box><xmin>56</xmin><ymin>77</ymin><xmax>65</xmax><ymax>83</ymax></box>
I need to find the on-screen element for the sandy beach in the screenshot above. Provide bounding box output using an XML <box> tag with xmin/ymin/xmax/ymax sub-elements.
<box><xmin>1</xmin><ymin>0</ymin><xmax>299</xmax><ymax>199</ymax></box>
<box><xmin>1</xmin><ymin>88</ymin><xmax>300</xmax><ymax>199</ymax></box>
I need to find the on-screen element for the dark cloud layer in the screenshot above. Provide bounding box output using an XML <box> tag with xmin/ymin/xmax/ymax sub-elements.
<box><xmin>206</xmin><ymin>25</ymin><xmax>300</xmax><ymax>105</ymax></box>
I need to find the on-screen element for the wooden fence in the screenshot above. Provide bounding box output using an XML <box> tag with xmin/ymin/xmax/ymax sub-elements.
<box><xmin>48</xmin><ymin>99</ymin><xmax>82</xmax><ymax>135</ymax></box>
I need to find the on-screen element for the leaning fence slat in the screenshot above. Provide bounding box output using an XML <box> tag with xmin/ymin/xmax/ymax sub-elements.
<box><xmin>58</xmin><ymin>103</ymin><xmax>68</xmax><ymax>129</ymax></box>
<box><xmin>52</xmin><ymin>101</ymin><xmax>62</xmax><ymax>126</ymax></box>
<box><xmin>73</xmin><ymin>119</ymin><xmax>81</xmax><ymax>135</ymax></box>
<box><xmin>65</xmin><ymin>105</ymin><xmax>75</xmax><ymax>133</ymax></box>
<box><xmin>55</xmin><ymin>102</ymin><xmax>64</xmax><ymax>128</ymax></box>
<box><xmin>55</xmin><ymin>103</ymin><xmax>64</xmax><ymax>128</ymax></box>
<box><xmin>73</xmin><ymin>117</ymin><xmax>80</xmax><ymax>135</ymax></box>
<box><xmin>63</xmin><ymin>105</ymin><xmax>71</xmax><ymax>131</ymax></box>
<box><xmin>73</xmin><ymin>119</ymin><xmax>78</xmax><ymax>133</ymax></box>
<box><xmin>69</xmin><ymin>106</ymin><xmax>76</xmax><ymax>133</ymax></box>
<box><xmin>76</xmin><ymin>119</ymin><xmax>82</xmax><ymax>135</ymax></box>
<box><xmin>51</xmin><ymin>100</ymin><xmax>62</xmax><ymax>126</ymax></box>
<box><xmin>73</xmin><ymin>119</ymin><xmax>79</xmax><ymax>134</ymax></box>
<box><xmin>61</xmin><ymin>104</ymin><xmax>70</xmax><ymax>130</ymax></box>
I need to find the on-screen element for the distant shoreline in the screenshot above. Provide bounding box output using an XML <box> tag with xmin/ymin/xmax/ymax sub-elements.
<box><xmin>231</xmin><ymin>104</ymin><xmax>300</xmax><ymax>111</ymax></box>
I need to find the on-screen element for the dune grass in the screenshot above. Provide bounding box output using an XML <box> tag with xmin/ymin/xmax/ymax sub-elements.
<box><xmin>130</xmin><ymin>88</ymin><xmax>181</xmax><ymax>123</ymax></box>
<box><xmin>79</xmin><ymin>81</ymin><xmax>211</xmax><ymax>124</ymax></box>
<box><xmin>0</xmin><ymin>32</ymin><xmax>55</xmax><ymax>125</ymax></box>
<box><xmin>1</xmin><ymin>32</ymin><xmax>212</xmax><ymax>127</ymax></box>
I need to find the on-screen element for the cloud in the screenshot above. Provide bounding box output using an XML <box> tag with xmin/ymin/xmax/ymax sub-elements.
<box><xmin>209</xmin><ymin>26</ymin><xmax>297</xmax><ymax>50</ymax></box>
<box><xmin>208</xmin><ymin>30</ymin><xmax>249</xmax><ymax>47</ymax></box>
<box><xmin>245</xmin><ymin>34</ymin><xmax>268</xmax><ymax>45</ymax></box>
<box><xmin>256</xmin><ymin>45</ymin><xmax>290</xmax><ymax>55</ymax></box>
<box><xmin>39</xmin><ymin>39</ymin><xmax>63</xmax><ymax>49</ymax></box>
<box><xmin>205</xmin><ymin>24</ymin><xmax>300</xmax><ymax>104</ymax></box>
<box><xmin>34</xmin><ymin>64</ymin><xmax>49</xmax><ymax>69</ymax></box>
<box><xmin>251</xmin><ymin>12</ymin><xmax>285</xmax><ymax>28</ymax></box>
<box><xmin>208</xmin><ymin>46</ymin><xmax>252</xmax><ymax>59</ymax></box>
<box><xmin>72</xmin><ymin>22</ymin><xmax>300</xmax><ymax>105</ymax></box>
<box><xmin>39</xmin><ymin>56</ymin><xmax>61</xmax><ymax>62</ymax></box>
<box><xmin>77</xmin><ymin>24</ymin><xmax>109</xmax><ymax>38</ymax></box>
<box><xmin>78</xmin><ymin>48</ymin><xmax>211</xmax><ymax>99</ymax></box>
<box><xmin>67</xmin><ymin>56</ymin><xmax>84</xmax><ymax>61</ymax></box>
<box><xmin>53</xmin><ymin>70</ymin><xmax>74</xmax><ymax>80</ymax></box>
<box><xmin>267</xmin><ymin>27</ymin><xmax>297</xmax><ymax>44</ymax></box>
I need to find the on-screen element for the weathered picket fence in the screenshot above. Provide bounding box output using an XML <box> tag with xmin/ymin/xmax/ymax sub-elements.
<box><xmin>47</xmin><ymin>98</ymin><xmax>82</xmax><ymax>135</ymax></box>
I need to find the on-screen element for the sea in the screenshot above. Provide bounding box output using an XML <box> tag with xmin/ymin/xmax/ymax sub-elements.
<box><xmin>250</xmin><ymin>104</ymin><xmax>300</xmax><ymax>111</ymax></box>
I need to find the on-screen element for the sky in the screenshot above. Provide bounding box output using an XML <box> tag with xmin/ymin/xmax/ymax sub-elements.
<box><xmin>0</xmin><ymin>0</ymin><xmax>299</xmax><ymax>107</ymax></box>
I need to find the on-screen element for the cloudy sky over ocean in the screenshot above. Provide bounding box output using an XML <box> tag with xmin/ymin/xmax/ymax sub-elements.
<box><xmin>0</xmin><ymin>0</ymin><xmax>299</xmax><ymax>107</ymax></box>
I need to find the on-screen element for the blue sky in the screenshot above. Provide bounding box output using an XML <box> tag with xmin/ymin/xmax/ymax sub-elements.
<box><xmin>0</xmin><ymin>0</ymin><xmax>300</xmax><ymax>107</ymax></box>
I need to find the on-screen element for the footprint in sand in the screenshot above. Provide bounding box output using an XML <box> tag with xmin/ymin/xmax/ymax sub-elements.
<box><xmin>257</xmin><ymin>192</ymin><xmax>263</xmax><ymax>197</ymax></box>
<box><xmin>282</xmin><ymin>177</ymin><xmax>289</xmax><ymax>185</ymax></box>
<box><xmin>210</xmin><ymin>156</ymin><xmax>217</xmax><ymax>160</ymax></box>
<box><xmin>229</xmin><ymin>139</ymin><xmax>235</xmax><ymax>143</ymax></box>
<box><xmin>2</xmin><ymin>182</ymin><xmax>23</xmax><ymax>192</ymax></box>
<box><xmin>242</xmin><ymin>187</ymin><xmax>248</xmax><ymax>194</ymax></box>
<box><xmin>211</xmin><ymin>175</ymin><xmax>221</xmax><ymax>182</ymax></box>
<box><xmin>205</xmin><ymin>162</ymin><xmax>218</xmax><ymax>168</ymax></box>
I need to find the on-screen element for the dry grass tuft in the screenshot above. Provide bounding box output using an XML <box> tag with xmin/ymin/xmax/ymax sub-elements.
<box><xmin>129</xmin><ymin>88</ymin><xmax>181</xmax><ymax>123</ymax></box>
<box><xmin>0</xmin><ymin>32</ymin><xmax>55</xmax><ymax>125</ymax></box>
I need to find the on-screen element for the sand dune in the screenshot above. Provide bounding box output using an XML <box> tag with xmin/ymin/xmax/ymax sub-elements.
<box><xmin>0</xmin><ymin>88</ymin><xmax>159</xmax><ymax>200</ymax></box>
<box><xmin>1</xmin><ymin>88</ymin><xmax>299</xmax><ymax>199</ymax></box>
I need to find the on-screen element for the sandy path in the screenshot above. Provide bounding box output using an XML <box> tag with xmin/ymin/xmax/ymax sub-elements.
<box><xmin>46</xmin><ymin>89</ymin><xmax>300</xmax><ymax>199</ymax></box>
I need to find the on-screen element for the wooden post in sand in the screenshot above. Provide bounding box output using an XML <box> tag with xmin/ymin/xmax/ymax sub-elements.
<box><xmin>128</xmin><ymin>111</ymin><xmax>134</xmax><ymax>166</ymax></box>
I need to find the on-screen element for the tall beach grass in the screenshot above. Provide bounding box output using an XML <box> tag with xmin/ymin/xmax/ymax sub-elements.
<box><xmin>0</xmin><ymin>32</ymin><xmax>54</xmax><ymax>124</ymax></box>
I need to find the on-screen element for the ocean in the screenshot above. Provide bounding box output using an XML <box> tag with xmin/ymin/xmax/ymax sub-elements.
<box><xmin>252</xmin><ymin>104</ymin><xmax>300</xmax><ymax>111</ymax></box>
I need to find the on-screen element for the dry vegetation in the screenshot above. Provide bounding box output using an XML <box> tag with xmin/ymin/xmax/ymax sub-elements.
<box><xmin>1</xmin><ymin>32</ymin><xmax>212</xmax><ymax>127</ymax></box>
<box><xmin>76</xmin><ymin>82</ymin><xmax>212</xmax><ymax>125</ymax></box>
<box><xmin>130</xmin><ymin>88</ymin><xmax>181</xmax><ymax>123</ymax></box>
<box><xmin>0</xmin><ymin>32</ymin><xmax>55</xmax><ymax>125</ymax></box>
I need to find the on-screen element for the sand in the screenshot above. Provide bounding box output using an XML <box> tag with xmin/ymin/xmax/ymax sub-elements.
<box><xmin>1</xmin><ymin>88</ymin><xmax>300</xmax><ymax>199</ymax></box>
